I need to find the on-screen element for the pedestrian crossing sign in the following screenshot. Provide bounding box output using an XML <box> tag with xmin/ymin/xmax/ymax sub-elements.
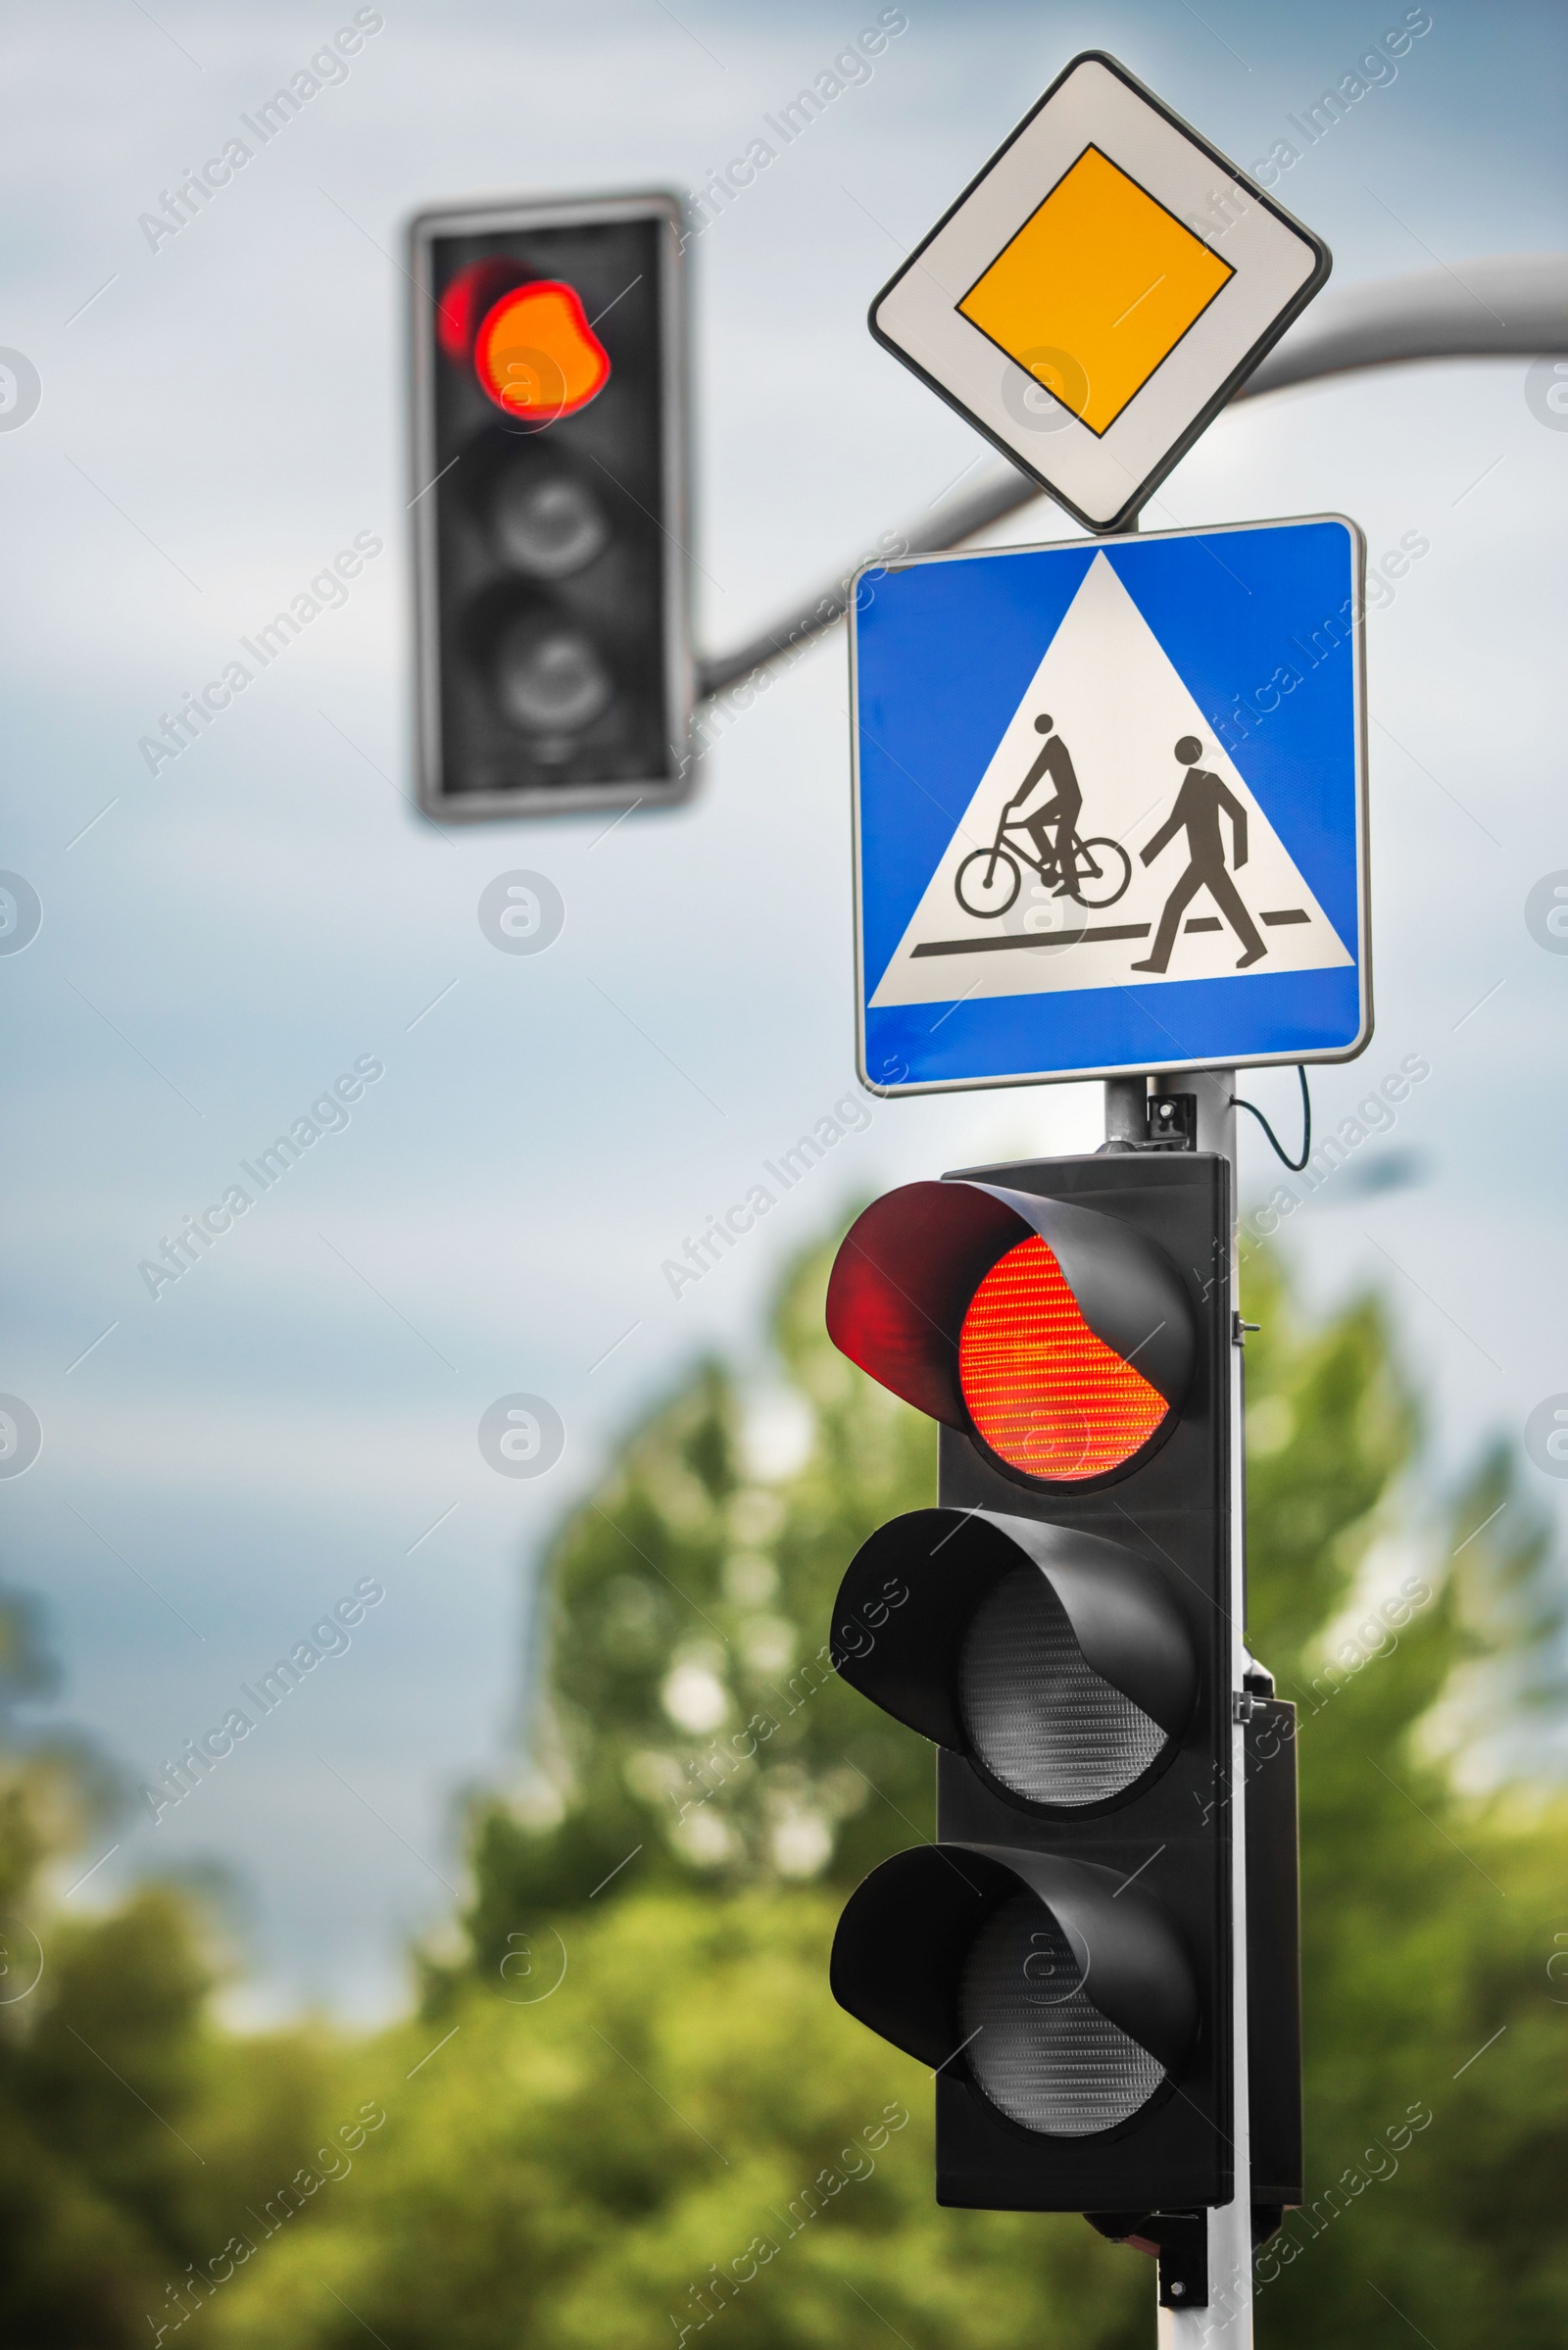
<box><xmin>850</xmin><ymin>514</ymin><xmax>1370</xmax><ymax>1096</ymax></box>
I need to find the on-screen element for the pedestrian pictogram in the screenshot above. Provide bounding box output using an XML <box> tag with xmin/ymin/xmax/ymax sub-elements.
<box><xmin>1132</xmin><ymin>738</ymin><xmax>1264</xmax><ymax>972</ymax></box>
<box><xmin>869</xmin><ymin>52</ymin><xmax>1330</xmax><ymax>530</ymax></box>
<box><xmin>851</xmin><ymin>516</ymin><xmax>1370</xmax><ymax>1095</ymax></box>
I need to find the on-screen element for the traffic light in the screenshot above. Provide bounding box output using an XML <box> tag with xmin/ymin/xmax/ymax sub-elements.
<box><xmin>823</xmin><ymin>1151</ymin><xmax>1300</xmax><ymax>2277</ymax></box>
<box><xmin>409</xmin><ymin>192</ymin><xmax>691</xmax><ymax>821</ymax></box>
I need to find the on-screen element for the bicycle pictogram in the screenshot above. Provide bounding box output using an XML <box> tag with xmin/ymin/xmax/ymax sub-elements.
<box><xmin>955</xmin><ymin>816</ymin><xmax>1132</xmax><ymax>917</ymax></box>
<box><xmin>954</xmin><ymin>713</ymin><xmax>1132</xmax><ymax>919</ymax></box>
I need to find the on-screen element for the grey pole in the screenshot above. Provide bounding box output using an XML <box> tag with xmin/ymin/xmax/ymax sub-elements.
<box><xmin>1103</xmin><ymin>1101</ymin><xmax>1250</xmax><ymax>2344</ymax></box>
<box><xmin>1102</xmin><ymin>1076</ymin><xmax>1150</xmax><ymax>1147</ymax></box>
<box><xmin>697</xmin><ymin>252</ymin><xmax>1568</xmax><ymax>705</ymax></box>
<box><xmin>1108</xmin><ymin>1065</ymin><xmax>1248</xmax><ymax>2349</ymax></box>
<box><xmin>1083</xmin><ymin>506</ymin><xmax>1250</xmax><ymax>2333</ymax></box>
<box><xmin>1175</xmin><ymin>1068</ymin><xmax>1250</xmax><ymax>2350</ymax></box>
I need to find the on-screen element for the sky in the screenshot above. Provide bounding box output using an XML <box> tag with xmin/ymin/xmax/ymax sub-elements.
<box><xmin>0</xmin><ymin>0</ymin><xmax>1565</xmax><ymax>2023</ymax></box>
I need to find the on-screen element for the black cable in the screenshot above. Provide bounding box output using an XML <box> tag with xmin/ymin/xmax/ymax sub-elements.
<box><xmin>1229</xmin><ymin>1065</ymin><xmax>1311</xmax><ymax>1172</ymax></box>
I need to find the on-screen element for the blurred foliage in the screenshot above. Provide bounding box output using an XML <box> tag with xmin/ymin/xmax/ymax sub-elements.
<box><xmin>204</xmin><ymin>1891</ymin><xmax>1142</xmax><ymax>2350</ymax></box>
<box><xmin>4</xmin><ymin>1220</ymin><xmax>1568</xmax><ymax>2348</ymax></box>
<box><xmin>0</xmin><ymin>1583</ymin><xmax>327</xmax><ymax>2346</ymax></box>
<box><xmin>455</xmin><ymin>1226</ymin><xmax>940</xmax><ymax>1966</ymax></box>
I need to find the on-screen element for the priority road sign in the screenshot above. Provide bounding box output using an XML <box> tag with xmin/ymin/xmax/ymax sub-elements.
<box><xmin>870</xmin><ymin>52</ymin><xmax>1330</xmax><ymax>531</ymax></box>
<box><xmin>850</xmin><ymin>515</ymin><xmax>1370</xmax><ymax>1096</ymax></box>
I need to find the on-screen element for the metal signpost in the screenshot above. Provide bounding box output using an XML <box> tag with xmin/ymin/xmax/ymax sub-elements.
<box><xmin>832</xmin><ymin>50</ymin><xmax>1348</xmax><ymax>2347</ymax></box>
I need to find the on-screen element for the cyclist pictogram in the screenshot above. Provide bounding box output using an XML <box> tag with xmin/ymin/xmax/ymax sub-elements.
<box><xmin>955</xmin><ymin>715</ymin><xmax>1131</xmax><ymax>917</ymax></box>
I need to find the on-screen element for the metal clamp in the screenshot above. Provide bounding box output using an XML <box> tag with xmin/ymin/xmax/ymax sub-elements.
<box><xmin>1145</xmin><ymin>1092</ymin><xmax>1199</xmax><ymax>1151</ymax></box>
<box><xmin>1084</xmin><ymin>2211</ymin><xmax>1208</xmax><ymax>2310</ymax></box>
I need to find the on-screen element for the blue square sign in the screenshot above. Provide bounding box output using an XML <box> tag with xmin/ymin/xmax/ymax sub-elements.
<box><xmin>851</xmin><ymin>515</ymin><xmax>1370</xmax><ymax>1095</ymax></box>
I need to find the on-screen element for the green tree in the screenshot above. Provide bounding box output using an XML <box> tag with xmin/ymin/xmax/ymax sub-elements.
<box><xmin>0</xmin><ymin>1578</ymin><xmax>329</xmax><ymax>2348</ymax></box>
<box><xmin>207</xmin><ymin>1889</ymin><xmax>1143</xmax><ymax>2350</ymax></box>
<box><xmin>1239</xmin><ymin>1248</ymin><xmax>1568</xmax><ymax>2343</ymax></box>
<box><xmin>207</xmin><ymin>1219</ymin><xmax>1568</xmax><ymax>2350</ymax></box>
<box><xmin>457</xmin><ymin>1228</ymin><xmax>940</xmax><ymax>1979</ymax></box>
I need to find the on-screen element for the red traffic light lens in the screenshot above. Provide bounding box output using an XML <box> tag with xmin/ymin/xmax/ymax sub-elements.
<box><xmin>437</xmin><ymin>259</ymin><xmax>518</xmax><ymax>362</ymax></box>
<box><xmin>958</xmin><ymin>1237</ymin><xmax>1168</xmax><ymax>1481</ymax></box>
<box><xmin>474</xmin><ymin>282</ymin><xmax>611</xmax><ymax>421</ymax></box>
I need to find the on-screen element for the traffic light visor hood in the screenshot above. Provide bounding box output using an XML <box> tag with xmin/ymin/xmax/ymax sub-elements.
<box><xmin>833</xmin><ymin>1510</ymin><xmax>1198</xmax><ymax>1811</ymax></box>
<box><xmin>825</xmin><ymin>1181</ymin><xmax>1196</xmax><ymax>1484</ymax></box>
<box><xmin>831</xmin><ymin>1845</ymin><xmax>1199</xmax><ymax>2138</ymax></box>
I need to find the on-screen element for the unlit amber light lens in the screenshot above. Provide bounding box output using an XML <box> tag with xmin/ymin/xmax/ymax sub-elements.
<box><xmin>958</xmin><ymin>1237</ymin><xmax>1167</xmax><ymax>1480</ymax></box>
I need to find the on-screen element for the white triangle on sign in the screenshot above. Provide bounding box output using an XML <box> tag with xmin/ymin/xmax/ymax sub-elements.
<box><xmin>868</xmin><ymin>552</ymin><xmax>1352</xmax><ymax>1010</ymax></box>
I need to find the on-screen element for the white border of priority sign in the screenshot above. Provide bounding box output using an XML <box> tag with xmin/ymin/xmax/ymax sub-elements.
<box><xmin>848</xmin><ymin>514</ymin><xmax>1372</xmax><ymax>1098</ymax></box>
<box><xmin>869</xmin><ymin>52</ymin><xmax>1331</xmax><ymax>533</ymax></box>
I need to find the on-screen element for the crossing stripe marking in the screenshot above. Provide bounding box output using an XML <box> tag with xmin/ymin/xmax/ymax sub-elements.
<box><xmin>909</xmin><ymin>906</ymin><xmax>1310</xmax><ymax>959</ymax></box>
<box><xmin>912</xmin><ymin>923</ymin><xmax>1151</xmax><ymax>957</ymax></box>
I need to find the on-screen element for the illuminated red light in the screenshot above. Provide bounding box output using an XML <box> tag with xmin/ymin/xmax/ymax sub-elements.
<box><xmin>437</xmin><ymin>259</ymin><xmax>515</xmax><ymax>362</ymax></box>
<box><xmin>958</xmin><ymin>1237</ymin><xmax>1168</xmax><ymax>1481</ymax></box>
<box><xmin>474</xmin><ymin>281</ymin><xmax>611</xmax><ymax>421</ymax></box>
<box><xmin>438</xmin><ymin>269</ymin><xmax>483</xmax><ymax>361</ymax></box>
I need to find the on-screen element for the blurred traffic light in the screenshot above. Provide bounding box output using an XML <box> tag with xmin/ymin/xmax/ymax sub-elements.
<box><xmin>824</xmin><ymin>1154</ymin><xmax>1299</xmax><ymax>2281</ymax></box>
<box><xmin>409</xmin><ymin>193</ymin><xmax>691</xmax><ymax>821</ymax></box>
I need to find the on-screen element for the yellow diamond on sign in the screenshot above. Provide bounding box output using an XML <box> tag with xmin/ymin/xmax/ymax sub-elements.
<box><xmin>957</xmin><ymin>144</ymin><xmax>1234</xmax><ymax>438</ymax></box>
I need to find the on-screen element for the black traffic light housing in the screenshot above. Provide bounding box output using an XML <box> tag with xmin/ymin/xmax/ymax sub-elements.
<box><xmin>409</xmin><ymin>191</ymin><xmax>691</xmax><ymax>821</ymax></box>
<box><xmin>825</xmin><ymin>1151</ymin><xmax>1291</xmax><ymax>2221</ymax></box>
